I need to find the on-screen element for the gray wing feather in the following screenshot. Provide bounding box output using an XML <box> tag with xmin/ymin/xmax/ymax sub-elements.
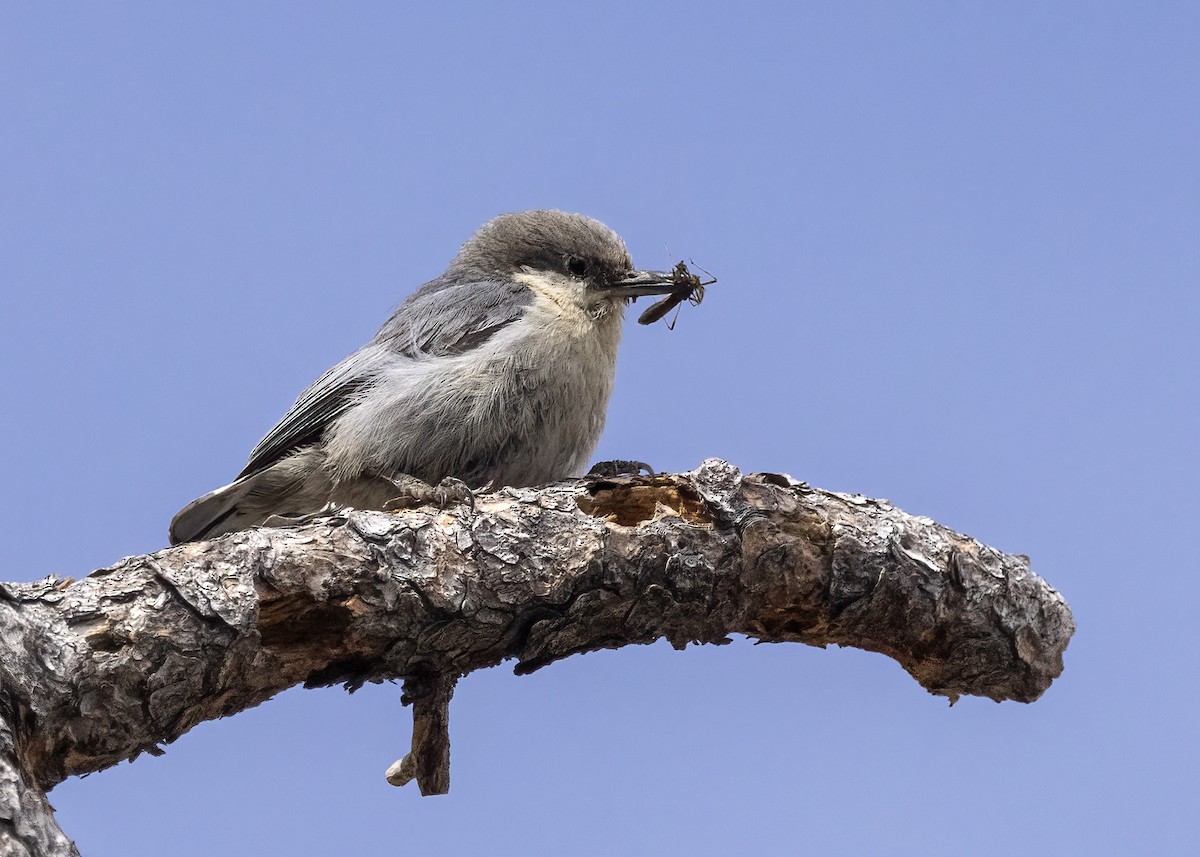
<box><xmin>372</xmin><ymin>274</ymin><xmax>532</xmax><ymax>357</ymax></box>
<box><xmin>238</xmin><ymin>347</ymin><xmax>384</xmax><ymax>478</ymax></box>
<box><xmin>237</xmin><ymin>274</ymin><xmax>531</xmax><ymax>479</ymax></box>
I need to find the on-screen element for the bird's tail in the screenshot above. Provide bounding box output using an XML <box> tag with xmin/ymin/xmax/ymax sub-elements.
<box><xmin>169</xmin><ymin>476</ymin><xmax>259</xmax><ymax>545</ymax></box>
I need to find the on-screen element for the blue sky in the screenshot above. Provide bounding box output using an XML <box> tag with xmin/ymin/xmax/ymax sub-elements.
<box><xmin>1</xmin><ymin>3</ymin><xmax>1197</xmax><ymax>855</ymax></box>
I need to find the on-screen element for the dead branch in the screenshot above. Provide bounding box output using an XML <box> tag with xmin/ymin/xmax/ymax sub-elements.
<box><xmin>0</xmin><ymin>460</ymin><xmax>1074</xmax><ymax>855</ymax></box>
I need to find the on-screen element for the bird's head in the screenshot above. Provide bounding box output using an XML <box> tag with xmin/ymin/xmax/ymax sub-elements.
<box><xmin>449</xmin><ymin>210</ymin><xmax>679</xmax><ymax>312</ymax></box>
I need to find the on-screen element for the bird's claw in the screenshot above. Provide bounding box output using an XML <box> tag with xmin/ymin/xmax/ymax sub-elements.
<box><xmin>383</xmin><ymin>475</ymin><xmax>475</xmax><ymax>511</ymax></box>
<box><xmin>586</xmin><ymin>459</ymin><xmax>655</xmax><ymax>479</ymax></box>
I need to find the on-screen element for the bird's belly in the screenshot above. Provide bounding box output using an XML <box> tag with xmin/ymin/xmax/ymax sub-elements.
<box><xmin>324</xmin><ymin>322</ymin><xmax>618</xmax><ymax>488</ymax></box>
<box><xmin>457</xmin><ymin>338</ymin><xmax>616</xmax><ymax>486</ymax></box>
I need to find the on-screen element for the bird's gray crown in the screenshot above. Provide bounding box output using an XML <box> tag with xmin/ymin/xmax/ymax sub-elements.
<box><xmin>449</xmin><ymin>210</ymin><xmax>634</xmax><ymax>287</ymax></box>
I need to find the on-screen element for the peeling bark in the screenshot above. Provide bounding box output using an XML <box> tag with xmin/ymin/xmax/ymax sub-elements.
<box><xmin>0</xmin><ymin>460</ymin><xmax>1074</xmax><ymax>854</ymax></box>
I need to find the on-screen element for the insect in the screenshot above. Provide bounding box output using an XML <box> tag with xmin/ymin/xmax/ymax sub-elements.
<box><xmin>636</xmin><ymin>261</ymin><xmax>715</xmax><ymax>329</ymax></box>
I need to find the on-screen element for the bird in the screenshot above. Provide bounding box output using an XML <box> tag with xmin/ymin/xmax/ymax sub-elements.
<box><xmin>169</xmin><ymin>210</ymin><xmax>683</xmax><ymax>545</ymax></box>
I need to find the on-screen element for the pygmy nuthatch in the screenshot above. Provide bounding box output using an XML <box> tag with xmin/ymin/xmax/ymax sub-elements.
<box><xmin>169</xmin><ymin>210</ymin><xmax>684</xmax><ymax>544</ymax></box>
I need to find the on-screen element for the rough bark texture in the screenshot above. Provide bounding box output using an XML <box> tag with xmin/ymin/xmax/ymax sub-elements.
<box><xmin>0</xmin><ymin>460</ymin><xmax>1074</xmax><ymax>855</ymax></box>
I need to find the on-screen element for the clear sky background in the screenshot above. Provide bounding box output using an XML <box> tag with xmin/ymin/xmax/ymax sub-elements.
<box><xmin>1</xmin><ymin>3</ymin><xmax>1196</xmax><ymax>855</ymax></box>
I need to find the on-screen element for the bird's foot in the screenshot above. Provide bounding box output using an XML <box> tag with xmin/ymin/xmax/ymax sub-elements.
<box><xmin>586</xmin><ymin>460</ymin><xmax>655</xmax><ymax>479</ymax></box>
<box><xmin>383</xmin><ymin>475</ymin><xmax>475</xmax><ymax>512</ymax></box>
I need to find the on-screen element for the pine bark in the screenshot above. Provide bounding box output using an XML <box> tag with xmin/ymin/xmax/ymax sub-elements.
<box><xmin>0</xmin><ymin>461</ymin><xmax>1074</xmax><ymax>855</ymax></box>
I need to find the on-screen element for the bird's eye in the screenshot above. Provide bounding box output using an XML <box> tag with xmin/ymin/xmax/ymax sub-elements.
<box><xmin>566</xmin><ymin>256</ymin><xmax>589</xmax><ymax>277</ymax></box>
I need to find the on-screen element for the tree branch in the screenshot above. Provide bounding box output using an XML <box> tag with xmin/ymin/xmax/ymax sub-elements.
<box><xmin>0</xmin><ymin>460</ymin><xmax>1074</xmax><ymax>854</ymax></box>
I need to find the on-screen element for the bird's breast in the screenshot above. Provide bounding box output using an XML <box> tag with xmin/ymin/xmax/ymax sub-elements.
<box><xmin>323</xmin><ymin>294</ymin><xmax>625</xmax><ymax>488</ymax></box>
<box><xmin>477</xmin><ymin>296</ymin><xmax>623</xmax><ymax>483</ymax></box>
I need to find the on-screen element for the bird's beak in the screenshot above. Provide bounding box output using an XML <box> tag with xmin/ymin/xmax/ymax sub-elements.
<box><xmin>604</xmin><ymin>269</ymin><xmax>679</xmax><ymax>299</ymax></box>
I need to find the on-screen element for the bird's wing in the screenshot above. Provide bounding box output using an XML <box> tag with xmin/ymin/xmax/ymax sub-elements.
<box><xmin>237</xmin><ymin>275</ymin><xmax>532</xmax><ymax>479</ymax></box>
<box><xmin>372</xmin><ymin>274</ymin><xmax>533</xmax><ymax>358</ymax></box>
<box><xmin>237</xmin><ymin>347</ymin><xmax>384</xmax><ymax>479</ymax></box>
